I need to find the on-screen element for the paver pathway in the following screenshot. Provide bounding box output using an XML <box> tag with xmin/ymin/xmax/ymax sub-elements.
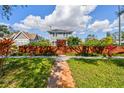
<box><xmin>47</xmin><ymin>55</ymin><xmax>75</xmax><ymax>88</ymax></box>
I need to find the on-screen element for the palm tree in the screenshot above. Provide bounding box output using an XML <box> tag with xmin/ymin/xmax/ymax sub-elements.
<box><xmin>117</xmin><ymin>5</ymin><xmax>124</xmax><ymax>45</ymax></box>
<box><xmin>118</xmin><ymin>5</ymin><xmax>121</xmax><ymax>45</ymax></box>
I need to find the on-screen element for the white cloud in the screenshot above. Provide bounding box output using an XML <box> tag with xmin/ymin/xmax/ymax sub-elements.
<box><xmin>103</xmin><ymin>28</ymin><xmax>113</xmax><ymax>32</ymax></box>
<box><xmin>44</xmin><ymin>5</ymin><xmax>96</xmax><ymax>31</ymax></box>
<box><xmin>72</xmin><ymin>31</ymin><xmax>85</xmax><ymax>35</ymax></box>
<box><xmin>0</xmin><ymin>22</ymin><xmax>10</xmax><ymax>26</ymax></box>
<box><xmin>88</xmin><ymin>19</ymin><xmax>111</xmax><ymax>32</ymax></box>
<box><xmin>88</xmin><ymin>13</ymin><xmax>124</xmax><ymax>33</ymax></box>
<box><xmin>12</xmin><ymin>5</ymin><xmax>97</xmax><ymax>33</ymax></box>
<box><xmin>110</xmin><ymin>14</ymin><xmax>124</xmax><ymax>30</ymax></box>
<box><xmin>13</xmin><ymin>23</ymin><xmax>30</xmax><ymax>31</ymax></box>
<box><xmin>89</xmin><ymin>14</ymin><xmax>124</xmax><ymax>32</ymax></box>
<box><xmin>21</xmin><ymin>15</ymin><xmax>42</xmax><ymax>28</ymax></box>
<box><xmin>13</xmin><ymin>15</ymin><xmax>46</xmax><ymax>31</ymax></box>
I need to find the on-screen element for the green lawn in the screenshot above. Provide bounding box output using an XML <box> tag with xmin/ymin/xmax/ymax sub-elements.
<box><xmin>68</xmin><ymin>58</ymin><xmax>124</xmax><ymax>88</ymax></box>
<box><xmin>113</xmin><ymin>53</ymin><xmax>124</xmax><ymax>57</ymax></box>
<box><xmin>0</xmin><ymin>58</ymin><xmax>53</xmax><ymax>88</ymax></box>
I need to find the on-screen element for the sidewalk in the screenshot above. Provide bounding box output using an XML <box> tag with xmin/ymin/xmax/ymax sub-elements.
<box><xmin>1</xmin><ymin>55</ymin><xmax>124</xmax><ymax>59</ymax></box>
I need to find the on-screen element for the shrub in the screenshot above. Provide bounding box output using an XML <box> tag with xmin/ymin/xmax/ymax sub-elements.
<box><xmin>28</xmin><ymin>39</ymin><xmax>51</xmax><ymax>46</ymax></box>
<box><xmin>99</xmin><ymin>36</ymin><xmax>113</xmax><ymax>46</ymax></box>
<box><xmin>10</xmin><ymin>45</ymin><xmax>19</xmax><ymax>55</ymax></box>
<box><xmin>84</xmin><ymin>38</ymin><xmax>100</xmax><ymax>46</ymax></box>
<box><xmin>67</xmin><ymin>36</ymin><xmax>82</xmax><ymax>46</ymax></box>
<box><xmin>0</xmin><ymin>38</ymin><xmax>13</xmax><ymax>56</ymax></box>
<box><xmin>84</xmin><ymin>36</ymin><xmax>113</xmax><ymax>47</ymax></box>
<box><xmin>0</xmin><ymin>38</ymin><xmax>13</xmax><ymax>76</ymax></box>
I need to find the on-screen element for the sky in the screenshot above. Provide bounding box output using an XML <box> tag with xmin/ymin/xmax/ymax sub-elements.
<box><xmin>0</xmin><ymin>5</ymin><xmax>122</xmax><ymax>40</ymax></box>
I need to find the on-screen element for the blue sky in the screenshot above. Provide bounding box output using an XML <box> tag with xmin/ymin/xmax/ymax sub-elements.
<box><xmin>0</xmin><ymin>5</ymin><xmax>55</xmax><ymax>24</ymax></box>
<box><xmin>0</xmin><ymin>5</ymin><xmax>120</xmax><ymax>40</ymax></box>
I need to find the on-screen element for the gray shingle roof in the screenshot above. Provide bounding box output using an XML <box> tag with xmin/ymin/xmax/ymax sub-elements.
<box><xmin>48</xmin><ymin>29</ymin><xmax>73</xmax><ymax>34</ymax></box>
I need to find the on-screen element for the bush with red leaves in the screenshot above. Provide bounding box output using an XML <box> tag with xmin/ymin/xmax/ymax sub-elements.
<box><xmin>0</xmin><ymin>38</ymin><xmax>13</xmax><ymax>56</ymax></box>
<box><xmin>0</xmin><ymin>39</ymin><xmax>13</xmax><ymax>76</ymax></box>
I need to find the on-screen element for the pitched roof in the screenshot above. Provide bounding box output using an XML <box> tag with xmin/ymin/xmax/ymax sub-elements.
<box><xmin>4</xmin><ymin>31</ymin><xmax>39</xmax><ymax>40</ymax></box>
<box><xmin>23</xmin><ymin>32</ymin><xmax>37</xmax><ymax>40</ymax></box>
<box><xmin>4</xmin><ymin>32</ymin><xmax>18</xmax><ymax>39</ymax></box>
<box><xmin>48</xmin><ymin>29</ymin><xmax>73</xmax><ymax>33</ymax></box>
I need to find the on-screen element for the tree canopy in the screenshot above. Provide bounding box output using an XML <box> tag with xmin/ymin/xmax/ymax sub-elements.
<box><xmin>0</xmin><ymin>25</ymin><xmax>10</xmax><ymax>35</ymax></box>
<box><xmin>84</xmin><ymin>36</ymin><xmax>113</xmax><ymax>46</ymax></box>
<box><xmin>85</xmin><ymin>38</ymin><xmax>100</xmax><ymax>46</ymax></box>
<box><xmin>99</xmin><ymin>36</ymin><xmax>113</xmax><ymax>46</ymax></box>
<box><xmin>28</xmin><ymin>39</ymin><xmax>51</xmax><ymax>46</ymax></box>
<box><xmin>67</xmin><ymin>36</ymin><xmax>82</xmax><ymax>46</ymax></box>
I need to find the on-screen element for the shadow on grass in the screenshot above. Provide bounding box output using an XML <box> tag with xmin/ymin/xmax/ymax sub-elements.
<box><xmin>69</xmin><ymin>58</ymin><xmax>124</xmax><ymax>67</ymax></box>
<box><xmin>70</xmin><ymin>58</ymin><xmax>101</xmax><ymax>66</ymax></box>
<box><xmin>110</xmin><ymin>59</ymin><xmax>124</xmax><ymax>67</ymax></box>
<box><xmin>76</xmin><ymin>53</ymin><xmax>100</xmax><ymax>57</ymax></box>
<box><xmin>0</xmin><ymin>58</ymin><xmax>53</xmax><ymax>88</ymax></box>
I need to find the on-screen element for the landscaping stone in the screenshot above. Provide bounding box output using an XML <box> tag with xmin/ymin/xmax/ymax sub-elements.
<box><xmin>48</xmin><ymin>55</ymin><xmax>75</xmax><ymax>88</ymax></box>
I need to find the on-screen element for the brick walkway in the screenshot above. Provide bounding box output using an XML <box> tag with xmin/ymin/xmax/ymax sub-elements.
<box><xmin>47</xmin><ymin>55</ymin><xmax>75</xmax><ymax>88</ymax></box>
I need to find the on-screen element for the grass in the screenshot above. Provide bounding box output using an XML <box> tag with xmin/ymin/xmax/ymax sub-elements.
<box><xmin>68</xmin><ymin>58</ymin><xmax>124</xmax><ymax>88</ymax></box>
<box><xmin>65</xmin><ymin>53</ymin><xmax>100</xmax><ymax>56</ymax></box>
<box><xmin>113</xmin><ymin>53</ymin><xmax>124</xmax><ymax>57</ymax></box>
<box><xmin>0</xmin><ymin>58</ymin><xmax>54</xmax><ymax>88</ymax></box>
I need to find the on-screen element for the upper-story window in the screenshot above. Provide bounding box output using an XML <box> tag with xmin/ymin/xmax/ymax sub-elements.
<box><xmin>53</xmin><ymin>33</ymin><xmax>54</xmax><ymax>37</ymax></box>
<box><xmin>63</xmin><ymin>33</ymin><xmax>66</xmax><ymax>37</ymax></box>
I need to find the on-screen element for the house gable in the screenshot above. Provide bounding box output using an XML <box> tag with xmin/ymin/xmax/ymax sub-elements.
<box><xmin>12</xmin><ymin>32</ymin><xmax>30</xmax><ymax>46</ymax></box>
<box><xmin>15</xmin><ymin>33</ymin><xmax>28</xmax><ymax>40</ymax></box>
<box><xmin>9</xmin><ymin>31</ymin><xmax>41</xmax><ymax>46</ymax></box>
<box><xmin>13</xmin><ymin>31</ymin><xmax>29</xmax><ymax>40</ymax></box>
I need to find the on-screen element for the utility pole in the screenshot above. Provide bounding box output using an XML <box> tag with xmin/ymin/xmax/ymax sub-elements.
<box><xmin>118</xmin><ymin>5</ymin><xmax>121</xmax><ymax>45</ymax></box>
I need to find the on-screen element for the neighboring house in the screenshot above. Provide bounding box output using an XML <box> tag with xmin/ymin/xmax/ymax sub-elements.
<box><xmin>4</xmin><ymin>31</ymin><xmax>41</xmax><ymax>46</ymax></box>
<box><xmin>85</xmin><ymin>34</ymin><xmax>96</xmax><ymax>42</ymax></box>
<box><xmin>112</xmin><ymin>32</ymin><xmax>124</xmax><ymax>45</ymax></box>
<box><xmin>115</xmin><ymin>40</ymin><xmax>124</xmax><ymax>45</ymax></box>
